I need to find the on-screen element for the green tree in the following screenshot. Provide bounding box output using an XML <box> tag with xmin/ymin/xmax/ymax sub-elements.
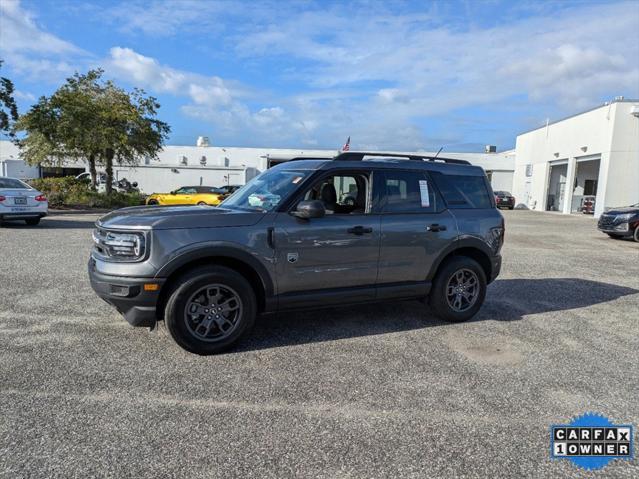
<box><xmin>0</xmin><ymin>60</ymin><xmax>19</xmax><ymax>139</ymax></box>
<box><xmin>16</xmin><ymin>69</ymin><xmax>170</xmax><ymax>193</ymax></box>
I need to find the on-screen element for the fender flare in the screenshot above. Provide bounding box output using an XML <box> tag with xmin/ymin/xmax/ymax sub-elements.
<box><xmin>155</xmin><ymin>243</ymin><xmax>275</xmax><ymax>298</ymax></box>
<box><xmin>426</xmin><ymin>236</ymin><xmax>495</xmax><ymax>281</ymax></box>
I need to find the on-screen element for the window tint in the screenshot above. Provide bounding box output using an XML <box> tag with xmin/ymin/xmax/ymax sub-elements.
<box><xmin>430</xmin><ymin>172</ymin><xmax>492</xmax><ymax>209</ymax></box>
<box><xmin>176</xmin><ymin>187</ymin><xmax>197</xmax><ymax>194</ymax></box>
<box><xmin>0</xmin><ymin>178</ymin><xmax>30</xmax><ymax>189</ymax></box>
<box><xmin>303</xmin><ymin>173</ymin><xmax>368</xmax><ymax>215</ymax></box>
<box><xmin>378</xmin><ymin>171</ymin><xmax>440</xmax><ymax>213</ymax></box>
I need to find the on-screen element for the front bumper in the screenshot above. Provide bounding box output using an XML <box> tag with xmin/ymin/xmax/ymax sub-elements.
<box><xmin>598</xmin><ymin>222</ymin><xmax>631</xmax><ymax>235</ymax></box>
<box><xmin>88</xmin><ymin>259</ymin><xmax>166</xmax><ymax>327</ymax></box>
<box><xmin>489</xmin><ymin>254</ymin><xmax>502</xmax><ymax>283</ymax></box>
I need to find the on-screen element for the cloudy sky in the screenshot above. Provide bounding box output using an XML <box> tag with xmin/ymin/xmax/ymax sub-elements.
<box><xmin>1</xmin><ymin>0</ymin><xmax>638</xmax><ymax>151</ymax></box>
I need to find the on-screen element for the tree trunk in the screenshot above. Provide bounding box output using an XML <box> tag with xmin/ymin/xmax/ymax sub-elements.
<box><xmin>105</xmin><ymin>148</ymin><xmax>114</xmax><ymax>195</ymax></box>
<box><xmin>88</xmin><ymin>154</ymin><xmax>97</xmax><ymax>189</ymax></box>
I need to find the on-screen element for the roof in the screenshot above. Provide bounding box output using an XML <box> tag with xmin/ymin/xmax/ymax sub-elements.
<box><xmin>519</xmin><ymin>98</ymin><xmax>639</xmax><ymax>135</ymax></box>
<box><xmin>276</xmin><ymin>156</ymin><xmax>486</xmax><ymax>176</ymax></box>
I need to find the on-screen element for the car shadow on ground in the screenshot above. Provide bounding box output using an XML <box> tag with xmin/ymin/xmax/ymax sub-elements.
<box><xmin>0</xmin><ymin>219</ymin><xmax>96</xmax><ymax>229</ymax></box>
<box><xmin>236</xmin><ymin>278</ymin><xmax>638</xmax><ymax>352</ymax></box>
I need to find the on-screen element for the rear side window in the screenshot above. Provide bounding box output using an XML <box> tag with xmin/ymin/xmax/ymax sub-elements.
<box><xmin>430</xmin><ymin>172</ymin><xmax>492</xmax><ymax>209</ymax></box>
<box><xmin>377</xmin><ymin>171</ymin><xmax>442</xmax><ymax>213</ymax></box>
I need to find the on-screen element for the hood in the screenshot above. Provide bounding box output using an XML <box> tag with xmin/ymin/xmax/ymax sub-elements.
<box><xmin>604</xmin><ymin>206</ymin><xmax>639</xmax><ymax>215</ymax></box>
<box><xmin>97</xmin><ymin>205</ymin><xmax>267</xmax><ymax>230</ymax></box>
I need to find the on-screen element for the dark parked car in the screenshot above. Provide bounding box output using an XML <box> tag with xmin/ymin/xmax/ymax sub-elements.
<box><xmin>597</xmin><ymin>204</ymin><xmax>639</xmax><ymax>242</ymax></box>
<box><xmin>494</xmin><ymin>191</ymin><xmax>515</xmax><ymax>210</ymax></box>
<box><xmin>89</xmin><ymin>151</ymin><xmax>504</xmax><ymax>355</ymax></box>
<box><xmin>217</xmin><ymin>184</ymin><xmax>243</xmax><ymax>200</ymax></box>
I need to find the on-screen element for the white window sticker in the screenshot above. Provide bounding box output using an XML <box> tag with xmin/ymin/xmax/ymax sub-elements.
<box><xmin>419</xmin><ymin>180</ymin><xmax>430</xmax><ymax>207</ymax></box>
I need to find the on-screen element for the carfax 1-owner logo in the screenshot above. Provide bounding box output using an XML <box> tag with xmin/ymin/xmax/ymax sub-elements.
<box><xmin>551</xmin><ymin>413</ymin><xmax>634</xmax><ymax>470</ymax></box>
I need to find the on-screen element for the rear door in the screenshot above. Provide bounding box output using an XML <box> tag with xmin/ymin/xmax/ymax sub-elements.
<box><xmin>375</xmin><ymin>169</ymin><xmax>457</xmax><ymax>286</ymax></box>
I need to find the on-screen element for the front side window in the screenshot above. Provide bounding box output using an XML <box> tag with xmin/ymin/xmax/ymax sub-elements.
<box><xmin>377</xmin><ymin>171</ymin><xmax>440</xmax><ymax>213</ymax></box>
<box><xmin>175</xmin><ymin>187</ymin><xmax>198</xmax><ymax>194</ymax></box>
<box><xmin>221</xmin><ymin>168</ymin><xmax>311</xmax><ymax>211</ymax></box>
<box><xmin>302</xmin><ymin>173</ymin><xmax>369</xmax><ymax>214</ymax></box>
<box><xmin>430</xmin><ymin>172</ymin><xmax>492</xmax><ymax>209</ymax></box>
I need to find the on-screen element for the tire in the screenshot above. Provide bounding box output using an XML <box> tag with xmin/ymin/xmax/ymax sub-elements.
<box><xmin>25</xmin><ymin>218</ymin><xmax>40</xmax><ymax>226</ymax></box>
<box><xmin>634</xmin><ymin>226</ymin><xmax>639</xmax><ymax>243</ymax></box>
<box><xmin>148</xmin><ymin>199</ymin><xmax>159</xmax><ymax>205</ymax></box>
<box><xmin>197</xmin><ymin>201</ymin><xmax>208</xmax><ymax>206</ymax></box>
<box><xmin>508</xmin><ymin>206</ymin><xmax>514</xmax><ymax>210</ymax></box>
<box><xmin>164</xmin><ymin>265</ymin><xmax>257</xmax><ymax>355</ymax></box>
<box><xmin>428</xmin><ymin>256</ymin><xmax>487</xmax><ymax>322</ymax></box>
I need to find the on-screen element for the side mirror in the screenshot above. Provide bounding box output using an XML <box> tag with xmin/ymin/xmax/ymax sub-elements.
<box><xmin>291</xmin><ymin>200</ymin><xmax>325</xmax><ymax>219</ymax></box>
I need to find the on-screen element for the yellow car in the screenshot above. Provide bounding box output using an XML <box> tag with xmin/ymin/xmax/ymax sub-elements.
<box><xmin>146</xmin><ymin>186</ymin><xmax>224</xmax><ymax>206</ymax></box>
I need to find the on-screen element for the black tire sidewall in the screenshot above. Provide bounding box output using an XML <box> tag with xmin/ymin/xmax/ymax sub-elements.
<box><xmin>429</xmin><ymin>257</ymin><xmax>487</xmax><ymax>322</ymax></box>
<box><xmin>165</xmin><ymin>266</ymin><xmax>256</xmax><ymax>355</ymax></box>
<box><xmin>634</xmin><ymin>226</ymin><xmax>639</xmax><ymax>243</ymax></box>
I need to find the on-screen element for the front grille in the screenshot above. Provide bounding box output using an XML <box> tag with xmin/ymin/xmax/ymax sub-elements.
<box><xmin>598</xmin><ymin>215</ymin><xmax>615</xmax><ymax>227</ymax></box>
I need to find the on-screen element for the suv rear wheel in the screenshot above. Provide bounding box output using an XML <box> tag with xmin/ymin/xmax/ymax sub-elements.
<box><xmin>429</xmin><ymin>256</ymin><xmax>487</xmax><ymax>322</ymax></box>
<box><xmin>164</xmin><ymin>265</ymin><xmax>256</xmax><ymax>355</ymax></box>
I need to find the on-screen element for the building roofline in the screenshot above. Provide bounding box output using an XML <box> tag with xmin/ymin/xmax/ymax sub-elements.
<box><xmin>518</xmin><ymin>98</ymin><xmax>639</xmax><ymax>136</ymax></box>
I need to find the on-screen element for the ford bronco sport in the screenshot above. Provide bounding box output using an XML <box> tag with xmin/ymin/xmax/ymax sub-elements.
<box><xmin>89</xmin><ymin>152</ymin><xmax>504</xmax><ymax>355</ymax></box>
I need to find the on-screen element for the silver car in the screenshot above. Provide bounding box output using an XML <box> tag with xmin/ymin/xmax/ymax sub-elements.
<box><xmin>0</xmin><ymin>177</ymin><xmax>48</xmax><ymax>226</ymax></box>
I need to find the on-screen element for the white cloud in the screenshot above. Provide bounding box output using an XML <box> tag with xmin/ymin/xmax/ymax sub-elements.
<box><xmin>0</xmin><ymin>0</ymin><xmax>88</xmax><ymax>83</ymax></box>
<box><xmin>0</xmin><ymin>0</ymin><xmax>82</xmax><ymax>54</ymax></box>
<box><xmin>107</xmin><ymin>47</ymin><xmax>232</xmax><ymax>107</ymax></box>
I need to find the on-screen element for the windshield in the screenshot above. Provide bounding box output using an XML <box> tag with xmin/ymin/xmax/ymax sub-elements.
<box><xmin>0</xmin><ymin>178</ymin><xmax>31</xmax><ymax>189</ymax></box>
<box><xmin>495</xmin><ymin>191</ymin><xmax>511</xmax><ymax>196</ymax></box>
<box><xmin>221</xmin><ymin>169</ymin><xmax>311</xmax><ymax>211</ymax></box>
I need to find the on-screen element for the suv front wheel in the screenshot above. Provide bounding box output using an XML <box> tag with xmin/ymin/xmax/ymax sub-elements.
<box><xmin>164</xmin><ymin>265</ymin><xmax>257</xmax><ymax>355</ymax></box>
<box><xmin>429</xmin><ymin>257</ymin><xmax>487</xmax><ymax>322</ymax></box>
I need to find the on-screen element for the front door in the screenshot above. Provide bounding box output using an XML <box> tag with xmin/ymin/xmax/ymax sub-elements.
<box><xmin>273</xmin><ymin>170</ymin><xmax>381</xmax><ymax>300</ymax></box>
<box><xmin>166</xmin><ymin>186</ymin><xmax>196</xmax><ymax>205</ymax></box>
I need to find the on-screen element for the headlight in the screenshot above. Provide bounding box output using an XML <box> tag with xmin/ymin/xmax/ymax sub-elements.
<box><xmin>616</xmin><ymin>213</ymin><xmax>633</xmax><ymax>222</ymax></box>
<box><xmin>93</xmin><ymin>229</ymin><xmax>146</xmax><ymax>261</ymax></box>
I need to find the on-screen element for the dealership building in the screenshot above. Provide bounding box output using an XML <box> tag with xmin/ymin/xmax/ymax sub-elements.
<box><xmin>0</xmin><ymin>138</ymin><xmax>514</xmax><ymax>194</ymax></box>
<box><xmin>512</xmin><ymin>98</ymin><xmax>639</xmax><ymax>217</ymax></box>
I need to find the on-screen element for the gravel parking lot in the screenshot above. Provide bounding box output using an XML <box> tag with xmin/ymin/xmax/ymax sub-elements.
<box><xmin>1</xmin><ymin>210</ymin><xmax>638</xmax><ymax>478</ymax></box>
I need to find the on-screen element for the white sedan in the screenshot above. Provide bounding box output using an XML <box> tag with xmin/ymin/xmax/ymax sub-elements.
<box><xmin>0</xmin><ymin>177</ymin><xmax>48</xmax><ymax>226</ymax></box>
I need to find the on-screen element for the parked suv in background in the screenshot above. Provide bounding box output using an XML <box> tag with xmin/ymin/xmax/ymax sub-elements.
<box><xmin>494</xmin><ymin>191</ymin><xmax>515</xmax><ymax>210</ymax></box>
<box><xmin>89</xmin><ymin>152</ymin><xmax>504</xmax><ymax>354</ymax></box>
<box><xmin>598</xmin><ymin>203</ymin><xmax>639</xmax><ymax>242</ymax></box>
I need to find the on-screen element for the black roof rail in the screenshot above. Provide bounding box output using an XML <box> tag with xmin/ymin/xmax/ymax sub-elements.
<box><xmin>286</xmin><ymin>156</ymin><xmax>334</xmax><ymax>161</ymax></box>
<box><xmin>333</xmin><ymin>151</ymin><xmax>471</xmax><ymax>165</ymax></box>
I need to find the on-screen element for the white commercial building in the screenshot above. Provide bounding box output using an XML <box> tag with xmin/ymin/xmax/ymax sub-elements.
<box><xmin>1</xmin><ymin>137</ymin><xmax>515</xmax><ymax>195</ymax></box>
<box><xmin>512</xmin><ymin>98</ymin><xmax>639</xmax><ymax>217</ymax></box>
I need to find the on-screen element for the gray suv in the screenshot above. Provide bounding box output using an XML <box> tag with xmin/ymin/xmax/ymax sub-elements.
<box><xmin>89</xmin><ymin>152</ymin><xmax>504</xmax><ymax>354</ymax></box>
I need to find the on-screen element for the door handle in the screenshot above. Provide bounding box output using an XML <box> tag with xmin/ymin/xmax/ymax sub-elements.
<box><xmin>347</xmin><ymin>226</ymin><xmax>373</xmax><ymax>235</ymax></box>
<box><xmin>426</xmin><ymin>224</ymin><xmax>447</xmax><ymax>232</ymax></box>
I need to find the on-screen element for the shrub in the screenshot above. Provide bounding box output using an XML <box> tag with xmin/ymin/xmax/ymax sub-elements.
<box><xmin>27</xmin><ymin>176</ymin><xmax>144</xmax><ymax>209</ymax></box>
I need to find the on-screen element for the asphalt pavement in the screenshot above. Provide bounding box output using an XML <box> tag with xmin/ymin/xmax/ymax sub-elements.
<box><xmin>0</xmin><ymin>210</ymin><xmax>638</xmax><ymax>478</ymax></box>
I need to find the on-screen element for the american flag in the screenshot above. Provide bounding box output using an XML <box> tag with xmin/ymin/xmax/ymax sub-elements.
<box><xmin>341</xmin><ymin>136</ymin><xmax>350</xmax><ymax>151</ymax></box>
